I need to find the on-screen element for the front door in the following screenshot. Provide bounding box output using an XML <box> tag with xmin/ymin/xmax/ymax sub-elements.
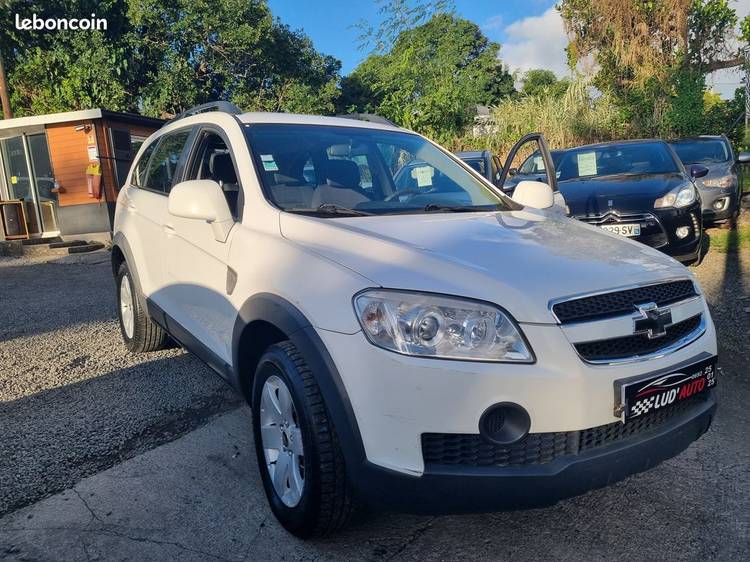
<box><xmin>162</xmin><ymin>127</ymin><xmax>240</xmax><ymax>370</ymax></box>
<box><xmin>0</xmin><ymin>134</ymin><xmax>58</xmax><ymax>235</ymax></box>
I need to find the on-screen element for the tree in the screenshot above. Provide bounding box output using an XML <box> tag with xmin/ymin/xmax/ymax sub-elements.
<box><xmin>520</xmin><ymin>69</ymin><xmax>569</xmax><ymax>98</ymax></box>
<box><xmin>0</xmin><ymin>0</ymin><xmax>341</xmax><ymax>117</ymax></box>
<box><xmin>340</xmin><ymin>14</ymin><xmax>514</xmax><ymax>141</ymax></box>
<box><xmin>559</xmin><ymin>0</ymin><xmax>750</xmax><ymax>136</ymax></box>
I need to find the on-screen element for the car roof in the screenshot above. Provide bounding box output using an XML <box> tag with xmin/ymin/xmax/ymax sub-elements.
<box><xmin>669</xmin><ymin>135</ymin><xmax>725</xmax><ymax>142</ymax></box>
<box><xmin>455</xmin><ymin>150</ymin><xmax>489</xmax><ymax>158</ymax></box>
<box><xmin>237</xmin><ymin>112</ymin><xmax>404</xmax><ymax>132</ymax></box>
<box><xmin>565</xmin><ymin>138</ymin><xmax>667</xmax><ymax>151</ymax></box>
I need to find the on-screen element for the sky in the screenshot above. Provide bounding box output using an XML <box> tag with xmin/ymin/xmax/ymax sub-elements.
<box><xmin>268</xmin><ymin>0</ymin><xmax>750</xmax><ymax>100</ymax></box>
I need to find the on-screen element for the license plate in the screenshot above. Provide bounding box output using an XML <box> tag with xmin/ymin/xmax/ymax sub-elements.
<box><xmin>617</xmin><ymin>357</ymin><xmax>717</xmax><ymax>422</ymax></box>
<box><xmin>600</xmin><ymin>223</ymin><xmax>641</xmax><ymax>237</ymax></box>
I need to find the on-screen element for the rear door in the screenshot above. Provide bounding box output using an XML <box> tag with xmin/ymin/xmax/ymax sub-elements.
<box><xmin>161</xmin><ymin>125</ymin><xmax>242</xmax><ymax>370</ymax></box>
<box><xmin>122</xmin><ymin>128</ymin><xmax>192</xmax><ymax>299</ymax></box>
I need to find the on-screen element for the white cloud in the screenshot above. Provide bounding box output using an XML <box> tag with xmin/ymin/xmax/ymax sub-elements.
<box><xmin>500</xmin><ymin>7</ymin><xmax>569</xmax><ymax>78</ymax></box>
<box><xmin>481</xmin><ymin>15</ymin><xmax>504</xmax><ymax>32</ymax></box>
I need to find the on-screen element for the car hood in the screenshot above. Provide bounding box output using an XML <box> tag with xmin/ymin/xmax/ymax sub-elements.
<box><xmin>560</xmin><ymin>173</ymin><xmax>687</xmax><ymax>216</ymax></box>
<box><xmin>280</xmin><ymin>210</ymin><xmax>690</xmax><ymax>324</ymax></box>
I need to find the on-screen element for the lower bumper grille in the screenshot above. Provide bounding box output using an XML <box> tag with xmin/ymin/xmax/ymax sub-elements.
<box><xmin>574</xmin><ymin>314</ymin><xmax>702</xmax><ymax>362</ymax></box>
<box><xmin>421</xmin><ymin>394</ymin><xmax>707</xmax><ymax>468</ymax></box>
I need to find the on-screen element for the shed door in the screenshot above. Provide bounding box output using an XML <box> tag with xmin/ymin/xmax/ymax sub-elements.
<box><xmin>109</xmin><ymin>128</ymin><xmax>133</xmax><ymax>189</ymax></box>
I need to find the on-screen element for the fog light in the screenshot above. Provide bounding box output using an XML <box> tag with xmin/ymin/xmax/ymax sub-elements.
<box><xmin>713</xmin><ymin>198</ymin><xmax>727</xmax><ymax>210</ymax></box>
<box><xmin>478</xmin><ymin>402</ymin><xmax>530</xmax><ymax>445</ymax></box>
<box><xmin>676</xmin><ymin>226</ymin><xmax>690</xmax><ymax>239</ymax></box>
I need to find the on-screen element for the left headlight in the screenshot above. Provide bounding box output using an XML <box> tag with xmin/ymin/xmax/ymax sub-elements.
<box><xmin>654</xmin><ymin>184</ymin><xmax>696</xmax><ymax>209</ymax></box>
<box><xmin>353</xmin><ymin>289</ymin><xmax>534</xmax><ymax>362</ymax></box>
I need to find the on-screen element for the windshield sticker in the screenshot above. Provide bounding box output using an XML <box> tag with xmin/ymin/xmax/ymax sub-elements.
<box><xmin>412</xmin><ymin>165</ymin><xmax>434</xmax><ymax>188</ymax></box>
<box><xmin>577</xmin><ymin>152</ymin><xmax>597</xmax><ymax>176</ymax></box>
<box><xmin>533</xmin><ymin>156</ymin><xmax>545</xmax><ymax>171</ymax></box>
<box><xmin>260</xmin><ymin>154</ymin><xmax>279</xmax><ymax>172</ymax></box>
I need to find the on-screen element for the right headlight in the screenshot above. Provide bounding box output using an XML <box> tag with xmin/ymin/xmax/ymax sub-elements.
<box><xmin>353</xmin><ymin>289</ymin><xmax>534</xmax><ymax>362</ymax></box>
<box><xmin>654</xmin><ymin>184</ymin><xmax>696</xmax><ymax>209</ymax></box>
<box><xmin>701</xmin><ymin>175</ymin><xmax>734</xmax><ymax>188</ymax></box>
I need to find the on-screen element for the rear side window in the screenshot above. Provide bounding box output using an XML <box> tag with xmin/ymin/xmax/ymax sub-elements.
<box><xmin>141</xmin><ymin>130</ymin><xmax>191</xmax><ymax>193</ymax></box>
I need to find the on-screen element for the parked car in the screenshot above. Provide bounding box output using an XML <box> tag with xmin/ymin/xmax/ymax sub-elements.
<box><xmin>502</xmin><ymin>149</ymin><xmax>565</xmax><ymax>192</ymax></box>
<box><xmin>455</xmin><ymin>149</ymin><xmax>503</xmax><ymax>186</ymax></box>
<box><xmin>554</xmin><ymin>139</ymin><xmax>707</xmax><ymax>265</ymax></box>
<box><xmin>113</xmin><ymin>105</ymin><xmax>717</xmax><ymax>538</ymax></box>
<box><xmin>669</xmin><ymin>135</ymin><xmax>750</xmax><ymax>225</ymax></box>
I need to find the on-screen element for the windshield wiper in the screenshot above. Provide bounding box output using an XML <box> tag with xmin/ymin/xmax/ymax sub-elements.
<box><xmin>421</xmin><ymin>203</ymin><xmax>499</xmax><ymax>213</ymax></box>
<box><xmin>287</xmin><ymin>204</ymin><xmax>375</xmax><ymax>217</ymax></box>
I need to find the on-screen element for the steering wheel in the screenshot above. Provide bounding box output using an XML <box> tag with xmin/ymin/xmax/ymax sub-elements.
<box><xmin>384</xmin><ymin>189</ymin><xmax>428</xmax><ymax>202</ymax></box>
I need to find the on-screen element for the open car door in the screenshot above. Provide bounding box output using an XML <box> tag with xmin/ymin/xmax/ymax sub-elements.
<box><xmin>497</xmin><ymin>133</ymin><xmax>568</xmax><ymax>215</ymax></box>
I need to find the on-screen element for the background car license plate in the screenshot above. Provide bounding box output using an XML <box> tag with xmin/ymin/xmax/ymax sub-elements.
<box><xmin>601</xmin><ymin>223</ymin><xmax>640</xmax><ymax>237</ymax></box>
<box><xmin>617</xmin><ymin>357</ymin><xmax>717</xmax><ymax>422</ymax></box>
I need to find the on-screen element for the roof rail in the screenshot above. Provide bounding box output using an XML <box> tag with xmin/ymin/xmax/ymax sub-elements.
<box><xmin>336</xmin><ymin>113</ymin><xmax>397</xmax><ymax>127</ymax></box>
<box><xmin>171</xmin><ymin>101</ymin><xmax>242</xmax><ymax>122</ymax></box>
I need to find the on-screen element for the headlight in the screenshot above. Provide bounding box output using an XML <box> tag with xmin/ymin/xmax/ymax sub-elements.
<box><xmin>701</xmin><ymin>175</ymin><xmax>733</xmax><ymax>188</ymax></box>
<box><xmin>353</xmin><ymin>289</ymin><xmax>533</xmax><ymax>362</ymax></box>
<box><xmin>654</xmin><ymin>185</ymin><xmax>696</xmax><ymax>209</ymax></box>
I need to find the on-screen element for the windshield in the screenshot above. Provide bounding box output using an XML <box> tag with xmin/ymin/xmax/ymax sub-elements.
<box><xmin>670</xmin><ymin>139</ymin><xmax>729</xmax><ymax>164</ymax></box>
<box><xmin>556</xmin><ymin>142</ymin><xmax>680</xmax><ymax>182</ymax></box>
<box><xmin>245</xmin><ymin>124</ymin><xmax>511</xmax><ymax>215</ymax></box>
<box><xmin>518</xmin><ymin>150</ymin><xmax>564</xmax><ymax>174</ymax></box>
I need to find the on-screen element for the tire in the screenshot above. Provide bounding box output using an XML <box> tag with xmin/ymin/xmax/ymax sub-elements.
<box><xmin>116</xmin><ymin>262</ymin><xmax>169</xmax><ymax>353</ymax></box>
<box><xmin>252</xmin><ymin>341</ymin><xmax>355</xmax><ymax>538</ymax></box>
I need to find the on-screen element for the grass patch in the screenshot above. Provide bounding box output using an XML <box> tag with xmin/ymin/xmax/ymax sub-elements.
<box><xmin>707</xmin><ymin>223</ymin><xmax>750</xmax><ymax>252</ymax></box>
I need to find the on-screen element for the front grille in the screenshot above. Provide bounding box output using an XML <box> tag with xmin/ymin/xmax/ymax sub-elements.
<box><xmin>422</xmin><ymin>394</ymin><xmax>705</xmax><ymax>468</ymax></box>
<box><xmin>552</xmin><ymin>280</ymin><xmax>697</xmax><ymax>324</ymax></box>
<box><xmin>574</xmin><ymin>314</ymin><xmax>702</xmax><ymax>362</ymax></box>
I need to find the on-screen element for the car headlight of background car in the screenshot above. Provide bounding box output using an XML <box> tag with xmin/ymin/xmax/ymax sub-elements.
<box><xmin>654</xmin><ymin>184</ymin><xmax>697</xmax><ymax>209</ymax></box>
<box><xmin>354</xmin><ymin>289</ymin><xmax>533</xmax><ymax>362</ymax></box>
<box><xmin>701</xmin><ymin>175</ymin><xmax>734</xmax><ymax>188</ymax></box>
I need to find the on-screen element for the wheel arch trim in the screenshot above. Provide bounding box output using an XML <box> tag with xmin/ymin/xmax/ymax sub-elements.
<box><xmin>232</xmin><ymin>293</ymin><xmax>367</xmax><ymax>468</ymax></box>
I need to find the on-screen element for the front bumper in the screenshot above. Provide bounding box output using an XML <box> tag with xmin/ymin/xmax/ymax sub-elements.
<box><xmin>317</xmin><ymin>306</ymin><xmax>717</xmax><ymax>477</ymax></box>
<box><xmin>700</xmin><ymin>187</ymin><xmax>738</xmax><ymax>223</ymax></box>
<box><xmin>350</xmin><ymin>391</ymin><xmax>716</xmax><ymax>513</ymax></box>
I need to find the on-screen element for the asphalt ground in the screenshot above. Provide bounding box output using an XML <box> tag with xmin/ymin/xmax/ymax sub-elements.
<box><xmin>0</xmin><ymin>236</ymin><xmax>749</xmax><ymax>560</ymax></box>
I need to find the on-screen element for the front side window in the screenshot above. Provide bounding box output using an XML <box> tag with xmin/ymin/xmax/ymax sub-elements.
<box><xmin>245</xmin><ymin>124</ymin><xmax>512</xmax><ymax>215</ymax></box>
<box><xmin>186</xmin><ymin>130</ymin><xmax>241</xmax><ymax>218</ymax></box>
<box><xmin>141</xmin><ymin>130</ymin><xmax>191</xmax><ymax>193</ymax></box>
<box><xmin>132</xmin><ymin>141</ymin><xmax>157</xmax><ymax>186</ymax></box>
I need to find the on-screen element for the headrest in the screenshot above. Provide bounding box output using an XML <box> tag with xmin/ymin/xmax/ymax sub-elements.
<box><xmin>209</xmin><ymin>151</ymin><xmax>237</xmax><ymax>185</ymax></box>
<box><xmin>325</xmin><ymin>159</ymin><xmax>360</xmax><ymax>189</ymax></box>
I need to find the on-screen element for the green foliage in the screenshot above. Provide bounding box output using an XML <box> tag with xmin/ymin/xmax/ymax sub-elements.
<box><xmin>340</xmin><ymin>14</ymin><xmax>514</xmax><ymax>142</ymax></box>
<box><xmin>451</xmin><ymin>77</ymin><xmax>627</xmax><ymax>155</ymax></box>
<box><xmin>520</xmin><ymin>69</ymin><xmax>569</xmax><ymax>98</ymax></box>
<box><xmin>1</xmin><ymin>0</ymin><xmax>340</xmax><ymax>117</ymax></box>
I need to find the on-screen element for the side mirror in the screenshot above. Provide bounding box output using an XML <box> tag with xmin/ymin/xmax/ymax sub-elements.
<box><xmin>737</xmin><ymin>152</ymin><xmax>750</xmax><ymax>164</ymax></box>
<box><xmin>512</xmin><ymin>180</ymin><xmax>554</xmax><ymax>209</ymax></box>
<box><xmin>508</xmin><ymin>167</ymin><xmax>518</xmax><ymax>176</ymax></box>
<box><xmin>168</xmin><ymin>179</ymin><xmax>234</xmax><ymax>242</ymax></box>
<box><xmin>690</xmin><ymin>164</ymin><xmax>709</xmax><ymax>179</ymax></box>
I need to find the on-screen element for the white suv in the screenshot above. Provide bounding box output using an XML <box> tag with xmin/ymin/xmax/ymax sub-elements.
<box><xmin>112</xmin><ymin>103</ymin><xmax>718</xmax><ymax>538</ymax></box>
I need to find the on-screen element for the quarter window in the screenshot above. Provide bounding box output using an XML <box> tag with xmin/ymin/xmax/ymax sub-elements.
<box><xmin>141</xmin><ymin>130</ymin><xmax>191</xmax><ymax>193</ymax></box>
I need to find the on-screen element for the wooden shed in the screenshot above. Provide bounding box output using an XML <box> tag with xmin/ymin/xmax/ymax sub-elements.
<box><xmin>0</xmin><ymin>109</ymin><xmax>164</xmax><ymax>240</ymax></box>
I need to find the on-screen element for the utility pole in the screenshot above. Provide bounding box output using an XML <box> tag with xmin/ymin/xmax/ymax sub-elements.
<box><xmin>745</xmin><ymin>47</ymin><xmax>750</xmax><ymax>134</ymax></box>
<box><xmin>0</xmin><ymin>50</ymin><xmax>12</xmax><ymax>120</ymax></box>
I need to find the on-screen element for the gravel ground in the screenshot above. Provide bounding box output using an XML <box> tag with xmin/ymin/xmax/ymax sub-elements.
<box><xmin>0</xmin><ymin>251</ymin><xmax>240</xmax><ymax>515</ymax></box>
<box><xmin>1</xmin><ymin>225</ymin><xmax>749</xmax><ymax>560</ymax></box>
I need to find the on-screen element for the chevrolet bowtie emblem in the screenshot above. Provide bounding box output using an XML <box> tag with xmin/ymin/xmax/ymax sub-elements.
<box><xmin>633</xmin><ymin>302</ymin><xmax>672</xmax><ymax>339</ymax></box>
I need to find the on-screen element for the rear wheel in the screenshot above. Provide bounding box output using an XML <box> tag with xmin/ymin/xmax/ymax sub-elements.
<box><xmin>252</xmin><ymin>341</ymin><xmax>355</xmax><ymax>538</ymax></box>
<box><xmin>116</xmin><ymin>262</ymin><xmax>169</xmax><ymax>353</ymax></box>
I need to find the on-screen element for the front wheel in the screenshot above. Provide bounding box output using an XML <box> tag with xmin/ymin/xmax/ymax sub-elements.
<box><xmin>252</xmin><ymin>342</ymin><xmax>355</xmax><ymax>538</ymax></box>
<box><xmin>116</xmin><ymin>262</ymin><xmax>170</xmax><ymax>353</ymax></box>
